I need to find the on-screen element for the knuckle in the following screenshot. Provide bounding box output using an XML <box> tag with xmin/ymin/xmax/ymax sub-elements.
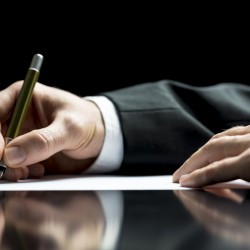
<box><xmin>202</xmin><ymin>139</ymin><xmax>217</xmax><ymax>153</ymax></box>
<box><xmin>62</xmin><ymin>114</ymin><xmax>94</xmax><ymax>141</ymax></box>
<box><xmin>200</xmin><ymin>142</ymin><xmax>216</xmax><ymax>165</ymax></box>
<box><xmin>203</xmin><ymin>164</ymin><xmax>217</xmax><ymax>180</ymax></box>
<box><xmin>63</xmin><ymin>115</ymin><xmax>80</xmax><ymax>131</ymax></box>
<box><xmin>212</xmin><ymin>136</ymin><xmax>232</xmax><ymax>156</ymax></box>
<box><xmin>211</xmin><ymin>133</ymin><xmax>223</xmax><ymax>139</ymax></box>
<box><xmin>33</xmin><ymin>130</ymin><xmax>54</xmax><ymax>154</ymax></box>
<box><xmin>60</xmin><ymin>114</ymin><xmax>83</xmax><ymax>135</ymax></box>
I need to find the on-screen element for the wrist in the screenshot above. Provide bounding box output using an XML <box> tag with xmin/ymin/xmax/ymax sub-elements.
<box><xmin>83</xmin><ymin>96</ymin><xmax>124</xmax><ymax>173</ymax></box>
<box><xmin>85</xmin><ymin>100</ymin><xmax>105</xmax><ymax>158</ymax></box>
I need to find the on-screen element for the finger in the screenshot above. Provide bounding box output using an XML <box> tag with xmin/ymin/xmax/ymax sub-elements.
<box><xmin>204</xmin><ymin>189</ymin><xmax>245</xmax><ymax>204</ymax></box>
<box><xmin>173</xmin><ymin>135</ymin><xmax>250</xmax><ymax>182</ymax></box>
<box><xmin>2</xmin><ymin>163</ymin><xmax>45</xmax><ymax>181</ymax></box>
<box><xmin>27</xmin><ymin>164</ymin><xmax>45</xmax><ymax>178</ymax></box>
<box><xmin>213</xmin><ymin>125</ymin><xmax>250</xmax><ymax>139</ymax></box>
<box><xmin>2</xmin><ymin>166</ymin><xmax>29</xmax><ymax>182</ymax></box>
<box><xmin>0</xmin><ymin>81</ymin><xmax>21</xmax><ymax>122</ymax></box>
<box><xmin>3</xmin><ymin>120</ymin><xmax>67</xmax><ymax>168</ymax></box>
<box><xmin>178</xmin><ymin>153</ymin><xmax>249</xmax><ymax>187</ymax></box>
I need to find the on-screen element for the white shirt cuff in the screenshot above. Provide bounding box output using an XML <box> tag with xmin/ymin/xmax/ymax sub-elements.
<box><xmin>83</xmin><ymin>96</ymin><xmax>124</xmax><ymax>173</ymax></box>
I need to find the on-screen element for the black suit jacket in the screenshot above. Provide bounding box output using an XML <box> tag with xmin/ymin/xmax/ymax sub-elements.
<box><xmin>103</xmin><ymin>80</ymin><xmax>250</xmax><ymax>175</ymax></box>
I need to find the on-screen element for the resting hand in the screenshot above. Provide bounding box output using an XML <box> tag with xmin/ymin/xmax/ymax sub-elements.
<box><xmin>0</xmin><ymin>81</ymin><xmax>105</xmax><ymax>181</ymax></box>
<box><xmin>173</xmin><ymin>126</ymin><xmax>250</xmax><ymax>187</ymax></box>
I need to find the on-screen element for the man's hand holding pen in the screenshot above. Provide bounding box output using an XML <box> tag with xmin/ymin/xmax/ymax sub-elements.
<box><xmin>0</xmin><ymin>82</ymin><xmax>105</xmax><ymax>181</ymax></box>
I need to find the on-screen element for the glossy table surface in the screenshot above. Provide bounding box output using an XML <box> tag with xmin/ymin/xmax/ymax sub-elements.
<box><xmin>0</xmin><ymin>189</ymin><xmax>249</xmax><ymax>250</ymax></box>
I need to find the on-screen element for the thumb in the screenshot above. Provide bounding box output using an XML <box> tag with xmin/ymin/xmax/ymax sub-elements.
<box><xmin>3</xmin><ymin>121</ymin><xmax>67</xmax><ymax>168</ymax></box>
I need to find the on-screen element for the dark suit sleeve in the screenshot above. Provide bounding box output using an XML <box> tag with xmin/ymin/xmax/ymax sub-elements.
<box><xmin>102</xmin><ymin>80</ymin><xmax>250</xmax><ymax>175</ymax></box>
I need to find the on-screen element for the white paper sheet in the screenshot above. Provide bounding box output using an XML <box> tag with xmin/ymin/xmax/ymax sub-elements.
<box><xmin>0</xmin><ymin>175</ymin><xmax>250</xmax><ymax>191</ymax></box>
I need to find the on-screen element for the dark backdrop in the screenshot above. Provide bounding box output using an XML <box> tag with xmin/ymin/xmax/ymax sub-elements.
<box><xmin>1</xmin><ymin>13</ymin><xmax>250</xmax><ymax>96</ymax></box>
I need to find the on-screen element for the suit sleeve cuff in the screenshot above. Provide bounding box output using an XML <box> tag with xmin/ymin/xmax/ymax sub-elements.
<box><xmin>83</xmin><ymin>96</ymin><xmax>124</xmax><ymax>173</ymax></box>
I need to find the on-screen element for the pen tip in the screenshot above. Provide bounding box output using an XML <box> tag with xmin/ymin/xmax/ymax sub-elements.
<box><xmin>30</xmin><ymin>54</ymin><xmax>44</xmax><ymax>72</ymax></box>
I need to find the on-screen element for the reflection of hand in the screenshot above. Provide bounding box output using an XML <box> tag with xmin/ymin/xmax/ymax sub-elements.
<box><xmin>0</xmin><ymin>82</ymin><xmax>105</xmax><ymax>181</ymax></box>
<box><xmin>173</xmin><ymin>126</ymin><xmax>250</xmax><ymax>187</ymax></box>
<box><xmin>0</xmin><ymin>205</ymin><xmax>4</xmax><ymax>245</ymax></box>
<box><xmin>174</xmin><ymin>189</ymin><xmax>250</xmax><ymax>247</ymax></box>
<box><xmin>0</xmin><ymin>191</ymin><xmax>105</xmax><ymax>249</ymax></box>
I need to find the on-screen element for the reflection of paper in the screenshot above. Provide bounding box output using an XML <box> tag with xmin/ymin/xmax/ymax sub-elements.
<box><xmin>0</xmin><ymin>175</ymin><xmax>250</xmax><ymax>191</ymax></box>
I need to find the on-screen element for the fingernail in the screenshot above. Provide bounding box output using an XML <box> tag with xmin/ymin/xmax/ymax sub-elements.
<box><xmin>172</xmin><ymin>173</ymin><xmax>179</xmax><ymax>182</ymax></box>
<box><xmin>5</xmin><ymin>146</ymin><xmax>26</xmax><ymax>166</ymax></box>
<box><xmin>179</xmin><ymin>174</ymin><xmax>192</xmax><ymax>186</ymax></box>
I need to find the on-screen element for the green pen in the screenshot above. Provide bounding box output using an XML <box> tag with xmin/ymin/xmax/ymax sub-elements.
<box><xmin>0</xmin><ymin>53</ymin><xmax>44</xmax><ymax>178</ymax></box>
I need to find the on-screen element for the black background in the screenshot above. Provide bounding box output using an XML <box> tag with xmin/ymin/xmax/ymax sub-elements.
<box><xmin>1</xmin><ymin>7</ymin><xmax>250</xmax><ymax>96</ymax></box>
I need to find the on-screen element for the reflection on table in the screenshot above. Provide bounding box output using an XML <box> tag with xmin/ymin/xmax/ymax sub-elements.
<box><xmin>0</xmin><ymin>191</ymin><xmax>123</xmax><ymax>250</ymax></box>
<box><xmin>174</xmin><ymin>189</ymin><xmax>250</xmax><ymax>249</ymax></box>
<box><xmin>0</xmin><ymin>189</ymin><xmax>250</xmax><ymax>250</ymax></box>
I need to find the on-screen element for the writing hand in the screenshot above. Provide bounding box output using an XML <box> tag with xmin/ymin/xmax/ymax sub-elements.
<box><xmin>0</xmin><ymin>81</ymin><xmax>105</xmax><ymax>181</ymax></box>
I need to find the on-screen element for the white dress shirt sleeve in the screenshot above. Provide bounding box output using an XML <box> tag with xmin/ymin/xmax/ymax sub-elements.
<box><xmin>83</xmin><ymin>96</ymin><xmax>124</xmax><ymax>173</ymax></box>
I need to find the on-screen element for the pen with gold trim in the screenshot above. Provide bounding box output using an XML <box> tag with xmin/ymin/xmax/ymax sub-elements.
<box><xmin>0</xmin><ymin>53</ymin><xmax>43</xmax><ymax>178</ymax></box>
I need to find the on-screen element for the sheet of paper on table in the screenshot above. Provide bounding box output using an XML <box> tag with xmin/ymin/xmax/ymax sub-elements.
<box><xmin>0</xmin><ymin>175</ymin><xmax>250</xmax><ymax>191</ymax></box>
